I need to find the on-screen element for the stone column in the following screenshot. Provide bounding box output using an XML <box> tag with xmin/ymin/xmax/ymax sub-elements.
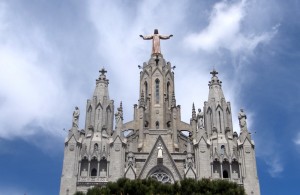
<box><xmin>78</xmin><ymin>161</ymin><xmax>82</xmax><ymax>178</ymax></box>
<box><xmin>220</xmin><ymin>162</ymin><xmax>223</xmax><ymax>179</ymax></box>
<box><xmin>229</xmin><ymin>163</ymin><xmax>232</xmax><ymax>180</ymax></box>
<box><xmin>88</xmin><ymin>161</ymin><xmax>90</xmax><ymax>178</ymax></box>
<box><xmin>97</xmin><ymin>161</ymin><xmax>100</xmax><ymax>179</ymax></box>
<box><xmin>211</xmin><ymin>162</ymin><xmax>213</xmax><ymax>178</ymax></box>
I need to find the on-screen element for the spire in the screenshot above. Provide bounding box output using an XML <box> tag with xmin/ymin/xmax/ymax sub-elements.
<box><xmin>93</xmin><ymin>67</ymin><xmax>110</xmax><ymax>100</ymax></box>
<box><xmin>208</xmin><ymin>69</ymin><xmax>226</xmax><ymax>103</ymax></box>
<box><xmin>192</xmin><ymin>103</ymin><xmax>196</xmax><ymax>119</ymax></box>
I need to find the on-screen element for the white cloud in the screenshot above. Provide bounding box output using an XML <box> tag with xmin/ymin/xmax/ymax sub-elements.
<box><xmin>0</xmin><ymin>2</ymin><xmax>79</xmax><ymax>139</ymax></box>
<box><xmin>184</xmin><ymin>0</ymin><xmax>278</xmax><ymax>54</ymax></box>
<box><xmin>294</xmin><ymin>132</ymin><xmax>300</xmax><ymax>145</ymax></box>
<box><xmin>265</xmin><ymin>155</ymin><xmax>283</xmax><ymax>178</ymax></box>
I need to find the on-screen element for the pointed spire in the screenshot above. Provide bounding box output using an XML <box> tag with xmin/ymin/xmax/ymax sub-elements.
<box><xmin>119</xmin><ymin>101</ymin><xmax>123</xmax><ymax>119</ymax></box>
<box><xmin>192</xmin><ymin>103</ymin><xmax>196</xmax><ymax>119</ymax></box>
<box><xmin>207</xmin><ymin>69</ymin><xmax>226</xmax><ymax>103</ymax></box>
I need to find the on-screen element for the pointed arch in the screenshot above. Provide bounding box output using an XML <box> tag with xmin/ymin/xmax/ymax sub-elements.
<box><xmin>206</xmin><ymin>107</ymin><xmax>213</xmax><ymax>135</ymax></box>
<box><xmin>95</xmin><ymin>103</ymin><xmax>103</xmax><ymax>131</ymax></box>
<box><xmin>155</xmin><ymin>79</ymin><xmax>160</xmax><ymax>104</ymax></box>
<box><xmin>216</xmin><ymin>106</ymin><xmax>224</xmax><ymax>133</ymax></box>
<box><xmin>144</xmin><ymin>81</ymin><xmax>148</xmax><ymax>98</ymax></box>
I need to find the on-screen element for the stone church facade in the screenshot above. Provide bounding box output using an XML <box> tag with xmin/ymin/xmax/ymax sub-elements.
<box><xmin>60</xmin><ymin>31</ymin><xmax>260</xmax><ymax>195</ymax></box>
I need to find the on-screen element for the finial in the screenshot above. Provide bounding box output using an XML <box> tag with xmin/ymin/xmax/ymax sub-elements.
<box><xmin>97</xmin><ymin>67</ymin><xmax>108</xmax><ymax>83</ymax></box>
<box><xmin>120</xmin><ymin>101</ymin><xmax>123</xmax><ymax>111</ymax></box>
<box><xmin>99</xmin><ymin>67</ymin><xmax>107</xmax><ymax>75</ymax></box>
<box><xmin>192</xmin><ymin>103</ymin><xmax>196</xmax><ymax>119</ymax></box>
<box><xmin>210</xmin><ymin>69</ymin><xmax>218</xmax><ymax>77</ymax></box>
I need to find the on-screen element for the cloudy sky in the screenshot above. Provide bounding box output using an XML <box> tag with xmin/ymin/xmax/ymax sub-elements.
<box><xmin>0</xmin><ymin>0</ymin><xmax>299</xmax><ymax>194</ymax></box>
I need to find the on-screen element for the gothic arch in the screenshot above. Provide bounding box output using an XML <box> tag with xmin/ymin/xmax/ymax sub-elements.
<box><xmin>155</xmin><ymin>79</ymin><xmax>160</xmax><ymax>104</ymax></box>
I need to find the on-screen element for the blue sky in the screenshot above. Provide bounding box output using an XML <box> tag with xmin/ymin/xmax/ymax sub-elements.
<box><xmin>0</xmin><ymin>0</ymin><xmax>299</xmax><ymax>194</ymax></box>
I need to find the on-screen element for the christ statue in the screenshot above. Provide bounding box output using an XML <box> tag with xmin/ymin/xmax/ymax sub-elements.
<box><xmin>140</xmin><ymin>29</ymin><xmax>173</xmax><ymax>54</ymax></box>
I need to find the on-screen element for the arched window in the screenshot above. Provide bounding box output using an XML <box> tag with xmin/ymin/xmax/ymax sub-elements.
<box><xmin>156</xmin><ymin>121</ymin><xmax>159</xmax><ymax>129</ymax></box>
<box><xmin>94</xmin><ymin>143</ymin><xmax>98</xmax><ymax>151</ymax></box>
<box><xmin>223</xmin><ymin>170</ymin><xmax>229</xmax><ymax>178</ymax></box>
<box><xmin>218</xmin><ymin>111</ymin><xmax>222</xmax><ymax>133</ymax></box>
<box><xmin>91</xmin><ymin>168</ymin><xmax>97</xmax><ymax>176</ymax></box>
<box><xmin>144</xmin><ymin>81</ymin><xmax>148</xmax><ymax>98</ymax></box>
<box><xmin>155</xmin><ymin>79</ymin><xmax>160</xmax><ymax>104</ymax></box>
<box><xmin>167</xmin><ymin>82</ymin><xmax>170</xmax><ymax>106</ymax></box>
<box><xmin>220</xmin><ymin>145</ymin><xmax>225</xmax><ymax>155</ymax></box>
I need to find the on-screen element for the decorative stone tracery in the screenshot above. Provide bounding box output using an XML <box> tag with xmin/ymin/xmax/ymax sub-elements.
<box><xmin>150</xmin><ymin>170</ymin><xmax>173</xmax><ymax>184</ymax></box>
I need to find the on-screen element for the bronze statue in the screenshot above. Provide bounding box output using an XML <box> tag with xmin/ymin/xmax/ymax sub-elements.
<box><xmin>140</xmin><ymin>29</ymin><xmax>173</xmax><ymax>54</ymax></box>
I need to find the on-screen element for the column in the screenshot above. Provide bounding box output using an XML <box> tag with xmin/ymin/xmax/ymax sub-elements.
<box><xmin>97</xmin><ymin>160</ymin><xmax>100</xmax><ymax>179</ymax></box>
<box><xmin>88</xmin><ymin>160</ymin><xmax>90</xmax><ymax>179</ymax></box>
<box><xmin>229</xmin><ymin>162</ymin><xmax>232</xmax><ymax>180</ymax></box>
<box><xmin>220</xmin><ymin>162</ymin><xmax>223</xmax><ymax>179</ymax></box>
<box><xmin>211</xmin><ymin>162</ymin><xmax>213</xmax><ymax>178</ymax></box>
<box><xmin>78</xmin><ymin>161</ymin><xmax>82</xmax><ymax>178</ymax></box>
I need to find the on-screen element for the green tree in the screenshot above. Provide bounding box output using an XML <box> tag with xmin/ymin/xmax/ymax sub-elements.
<box><xmin>75</xmin><ymin>178</ymin><xmax>245</xmax><ymax>195</ymax></box>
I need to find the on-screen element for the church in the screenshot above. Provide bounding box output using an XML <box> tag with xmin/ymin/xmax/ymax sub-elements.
<box><xmin>60</xmin><ymin>29</ymin><xmax>260</xmax><ymax>195</ymax></box>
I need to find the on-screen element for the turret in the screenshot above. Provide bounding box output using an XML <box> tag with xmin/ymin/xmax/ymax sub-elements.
<box><xmin>85</xmin><ymin>68</ymin><xmax>114</xmax><ymax>136</ymax></box>
<box><xmin>204</xmin><ymin>69</ymin><xmax>233</xmax><ymax>136</ymax></box>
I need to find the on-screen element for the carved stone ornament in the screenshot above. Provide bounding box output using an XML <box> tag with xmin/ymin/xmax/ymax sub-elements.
<box><xmin>69</xmin><ymin>144</ymin><xmax>75</xmax><ymax>151</ymax></box>
<box><xmin>115</xmin><ymin>143</ymin><xmax>121</xmax><ymax>151</ymax></box>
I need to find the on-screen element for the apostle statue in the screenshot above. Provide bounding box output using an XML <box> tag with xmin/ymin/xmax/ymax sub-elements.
<box><xmin>140</xmin><ymin>29</ymin><xmax>173</xmax><ymax>54</ymax></box>
<box><xmin>72</xmin><ymin>106</ymin><xmax>80</xmax><ymax>128</ymax></box>
<box><xmin>197</xmin><ymin>108</ymin><xmax>204</xmax><ymax>130</ymax></box>
<box><xmin>238</xmin><ymin>109</ymin><xmax>247</xmax><ymax>131</ymax></box>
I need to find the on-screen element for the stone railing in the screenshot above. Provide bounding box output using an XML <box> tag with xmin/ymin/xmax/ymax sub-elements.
<box><xmin>78</xmin><ymin>177</ymin><xmax>108</xmax><ymax>183</ymax></box>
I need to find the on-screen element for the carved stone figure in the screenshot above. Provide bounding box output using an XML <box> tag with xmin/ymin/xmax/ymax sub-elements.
<box><xmin>157</xmin><ymin>144</ymin><xmax>163</xmax><ymax>159</ymax></box>
<box><xmin>115</xmin><ymin>107</ymin><xmax>123</xmax><ymax>128</ymax></box>
<box><xmin>140</xmin><ymin>29</ymin><xmax>173</xmax><ymax>54</ymax></box>
<box><xmin>72</xmin><ymin>106</ymin><xmax>80</xmax><ymax>128</ymax></box>
<box><xmin>238</xmin><ymin>109</ymin><xmax>247</xmax><ymax>131</ymax></box>
<box><xmin>197</xmin><ymin>108</ymin><xmax>204</xmax><ymax>129</ymax></box>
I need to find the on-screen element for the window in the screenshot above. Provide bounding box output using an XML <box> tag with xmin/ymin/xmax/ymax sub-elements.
<box><xmin>223</xmin><ymin>170</ymin><xmax>229</xmax><ymax>178</ymax></box>
<box><xmin>220</xmin><ymin>145</ymin><xmax>225</xmax><ymax>155</ymax></box>
<box><xmin>91</xmin><ymin>168</ymin><xmax>97</xmax><ymax>176</ymax></box>
<box><xmin>144</xmin><ymin>81</ymin><xmax>148</xmax><ymax>98</ymax></box>
<box><xmin>155</xmin><ymin>79</ymin><xmax>160</xmax><ymax>103</ymax></box>
<box><xmin>94</xmin><ymin>143</ymin><xmax>98</xmax><ymax>151</ymax></box>
<box><xmin>156</xmin><ymin>121</ymin><xmax>159</xmax><ymax>129</ymax></box>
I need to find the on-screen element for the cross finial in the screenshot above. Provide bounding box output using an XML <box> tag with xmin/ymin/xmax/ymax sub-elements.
<box><xmin>99</xmin><ymin>67</ymin><xmax>107</xmax><ymax>75</ymax></box>
<box><xmin>210</xmin><ymin>69</ymin><xmax>218</xmax><ymax>77</ymax></box>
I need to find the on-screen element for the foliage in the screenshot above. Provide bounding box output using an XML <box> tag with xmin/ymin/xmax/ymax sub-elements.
<box><xmin>74</xmin><ymin>178</ymin><xmax>246</xmax><ymax>195</ymax></box>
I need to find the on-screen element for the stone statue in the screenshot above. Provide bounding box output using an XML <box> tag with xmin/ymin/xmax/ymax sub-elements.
<box><xmin>72</xmin><ymin>106</ymin><xmax>80</xmax><ymax>128</ymax></box>
<box><xmin>197</xmin><ymin>108</ymin><xmax>204</xmax><ymax>129</ymax></box>
<box><xmin>157</xmin><ymin>144</ymin><xmax>163</xmax><ymax>159</ymax></box>
<box><xmin>140</xmin><ymin>29</ymin><xmax>173</xmax><ymax>54</ymax></box>
<box><xmin>238</xmin><ymin>109</ymin><xmax>247</xmax><ymax>131</ymax></box>
<box><xmin>115</xmin><ymin>107</ymin><xmax>123</xmax><ymax>128</ymax></box>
